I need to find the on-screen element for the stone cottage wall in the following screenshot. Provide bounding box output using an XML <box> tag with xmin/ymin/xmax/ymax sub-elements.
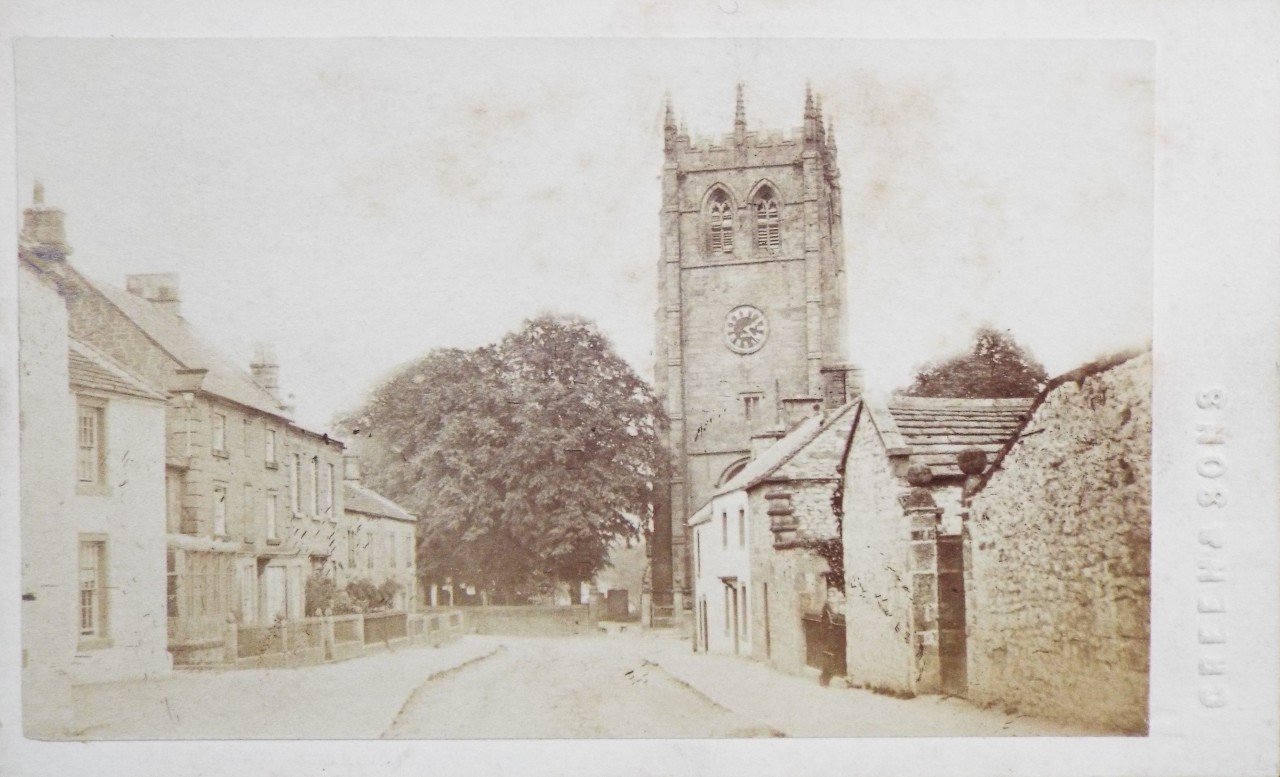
<box><xmin>749</xmin><ymin>485</ymin><xmax>835</xmax><ymax>675</ymax></box>
<box><xmin>842</xmin><ymin>411</ymin><xmax>916</xmax><ymax>694</ymax></box>
<box><xmin>965</xmin><ymin>353</ymin><xmax>1151</xmax><ymax>733</ymax></box>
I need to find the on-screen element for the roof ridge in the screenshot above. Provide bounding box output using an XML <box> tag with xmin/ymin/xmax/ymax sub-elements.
<box><xmin>749</xmin><ymin>401</ymin><xmax>859</xmax><ymax>487</ymax></box>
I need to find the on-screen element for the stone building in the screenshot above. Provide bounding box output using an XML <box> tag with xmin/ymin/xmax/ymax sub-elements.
<box><xmin>839</xmin><ymin>396</ymin><xmax>1031</xmax><ymax>697</ymax></box>
<box><xmin>652</xmin><ymin>85</ymin><xmax>860</xmax><ymax>623</ymax></box>
<box><xmin>340</xmin><ymin>455</ymin><xmax>419</xmax><ymax>612</ymax></box>
<box><xmin>19</xmin><ymin>243</ymin><xmax>171</xmax><ymax>736</ymax></box>
<box><xmin>964</xmin><ymin>351</ymin><xmax>1151</xmax><ymax>733</ymax></box>
<box><xmin>689</xmin><ymin>402</ymin><xmax>854</xmax><ymax>670</ymax></box>
<box><xmin>19</xmin><ymin>187</ymin><xmax>349</xmax><ymax>664</ymax></box>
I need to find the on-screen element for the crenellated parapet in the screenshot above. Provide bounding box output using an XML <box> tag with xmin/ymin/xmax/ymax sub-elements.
<box><xmin>664</xmin><ymin>84</ymin><xmax>841</xmax><ymax>178</ymax></box>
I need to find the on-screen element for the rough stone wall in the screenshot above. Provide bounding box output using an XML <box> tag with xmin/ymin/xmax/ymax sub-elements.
<box><xmin>842</xmin><ymin>413</ymin><xmax>916</xmax><ymax>693</ymax></box>
<box><xmin>965</xmin><ymin>353</ymin><xmax>1151</xmax><ymax>733</ymax></box>
<box><xmin>680</xmin><ymin>255</ymin><xmax>810</xmax><ymax>510</ymax></box>
<box><xmin>748</xmin><ymin>486</ymin><xmax>833</xmax><ymax>675</ymax></box>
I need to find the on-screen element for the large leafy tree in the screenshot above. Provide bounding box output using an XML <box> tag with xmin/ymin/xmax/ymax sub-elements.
<box><xmin>901</xmin><ymin>326</ymin><xmax>1048</xmax><ymax>398</ymax></box>
<box><xmin>338</xmin><ymin>314</ymin><xmax>666</xmax><ymax>603</ymax></box>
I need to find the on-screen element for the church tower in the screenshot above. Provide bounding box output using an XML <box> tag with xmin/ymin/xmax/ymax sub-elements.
<box><xmin>652</xmin><ymin>85</ymin><xmax>861</xmax><ymax>614</ymax></box>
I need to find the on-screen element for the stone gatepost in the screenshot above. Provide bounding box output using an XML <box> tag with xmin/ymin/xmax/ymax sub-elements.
<box><xmin>903</xmin><ymin>463</ymin><xmax>943</xmax><ymax>695</ymax></box>
<box><xmin>321</xmin><ymin>612</ymin><xmax>336</xmax><ymax>661</ymax></box>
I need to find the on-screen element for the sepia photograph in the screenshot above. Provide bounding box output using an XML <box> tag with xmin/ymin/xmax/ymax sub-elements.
<box><xmin>12</xmin><ymin>36</ymin><xmax>1156</xmax><ymax>741</ymax></box>
<box><xmin>1</xmin><ymin>8</ymin><xmax>1276</xmax><ymax>774</ymax></box>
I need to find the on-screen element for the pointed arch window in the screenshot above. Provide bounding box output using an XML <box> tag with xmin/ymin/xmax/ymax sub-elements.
<box><xmin>708</xmin><ymin>190</ymin><xmax>735</xmax><ymax>254</ymax></box>
<box><xmin>753</xmin><ymin>188</ymin><xmax>781</xmax><ymax>251</ymax></box>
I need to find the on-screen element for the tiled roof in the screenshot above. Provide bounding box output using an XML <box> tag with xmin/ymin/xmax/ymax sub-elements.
<box><xmin>690</xmin><ymin>402</ymin><xmax>857</xmax><ymax>525</ymax></box>
<box><xmin>80</xmin><ymin>271</ymin><xmax>288</xmax><ymax>419</ymax></box>
<box><xmin>880</xmin><ymin>397</ymin><xmax>1033</xmax><ymax>479</ymax></box>
<box><xmin>344</xmin><ymin>482</ymin><xmax>416</xmax><ymax>523</ymax></box>
<box><xmin>68</xmin><ymin>339</ymin><xmax>167</xmax><ymax>401</ymax></box>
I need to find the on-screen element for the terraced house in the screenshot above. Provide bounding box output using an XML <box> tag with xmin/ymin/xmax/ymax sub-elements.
<box><xmin>341</xmin><ymin>455</ymin><xmax>419</xmax><ymax>612</ymax></box>
<box><xmin>20</xmin><ymin>187</ymin><xmax>350</xmax><ymax>665</ymax></box>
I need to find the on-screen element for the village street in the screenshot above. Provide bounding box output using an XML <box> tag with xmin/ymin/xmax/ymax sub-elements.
<box><xmin>67</xmin><ymin>631</ymin><xmax>1097</xmax><ymax>739</ymax></box>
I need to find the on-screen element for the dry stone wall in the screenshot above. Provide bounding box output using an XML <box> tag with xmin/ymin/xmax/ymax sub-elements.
<box><xmin>965</xmin><ymin>352</ymin><xmax>1151</xmax><ymax>733</ymax></box>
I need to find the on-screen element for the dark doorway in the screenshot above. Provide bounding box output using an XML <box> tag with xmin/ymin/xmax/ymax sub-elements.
<box><xmin>937</xmin><ymin>535</ymin><xmax>968</xmax><ymax>696</ymax></box>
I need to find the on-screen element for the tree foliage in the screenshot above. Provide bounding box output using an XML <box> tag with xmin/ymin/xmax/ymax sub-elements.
<box><xmin>901</xmin><ymin>327</ymin><xmax>1048</xmax><ymax>399</ymax></box>
<box><xmin>338</xmin><ymin>314</ymin><xmax>666</xmax><ymax>602</ymax></box>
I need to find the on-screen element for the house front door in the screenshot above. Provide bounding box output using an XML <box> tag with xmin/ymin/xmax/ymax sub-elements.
<box><xmin>263</xmin><ymin>565</ymin><xmax>287</xmax><ymax>623</ymax></box>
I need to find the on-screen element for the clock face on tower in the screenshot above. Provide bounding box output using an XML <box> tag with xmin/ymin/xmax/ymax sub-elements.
<box><xmin>724</xmin><ymin>305</ymin><xmax>768</xmax><ymax>354</ymax></box>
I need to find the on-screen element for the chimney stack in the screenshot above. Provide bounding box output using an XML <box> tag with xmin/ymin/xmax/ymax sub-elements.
<box><xmin>343</xmin><ymin>455</ymin><xmax>361</xmax><ymax>482</ymax></box>
<box><xmin>821</xmin><ymin>363</ymin><xmax>864</xmax><ymax>409</ymax></box>
<box><xmin>126</xmin><ymin>273</ymin><xmax>182</xmax><ymax>317</ymax></box>
<box><xmin>249</xmin><ymin>343</ymin><xmax>280</xmax><ymax>399</ymax></box>
<box><xmin>20</xmin><ymin>182</ymin><xmax>72</xmax><ymax>262</ymax></box>
<box><xmin>750</xmin><ymin>425</ymin><xmax>786</xmax><ymax>460</ymax></box>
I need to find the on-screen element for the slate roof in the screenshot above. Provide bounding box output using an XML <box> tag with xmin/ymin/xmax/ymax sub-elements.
<box><xmin>873</xmin><ymin>396</ymin><xmax>1033</xmax><ymax>479</ymax></box>
<box><xmin>79</xmin><ymin>270</ymin><xmax>289</xmax><ymax>419</ymax></box>
<box><xmin>344</xmin><ymin>482</ymin><xmax>416</xmax><ymax>523</ymax></box>
<box><xmin>69</xmin><ymin>339</ymin><xmax>167</xmax><ymax>401</ymax></box>
<box><xmin>689</xmin><ymin>402</ymin><xmax>857</xmax><ymax>526</ymax></box>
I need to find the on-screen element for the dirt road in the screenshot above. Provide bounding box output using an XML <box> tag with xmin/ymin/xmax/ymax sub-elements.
<box><xmin>382</xmin><ymin>636</ymin><xmax>778</xmax><ymax>738</ymax></box>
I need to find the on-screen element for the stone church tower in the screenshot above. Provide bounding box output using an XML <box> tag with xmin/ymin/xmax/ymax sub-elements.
<box><xmin>651</xmin><ymin>85</ymin><xmax>861</xmax><ymax>615</ymax></box>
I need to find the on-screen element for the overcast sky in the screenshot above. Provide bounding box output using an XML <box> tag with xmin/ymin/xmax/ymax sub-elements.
<box><xmin>15</xmin><ymin>38</ymin><xmax>1152</xmax><ymax>430</ymax></box>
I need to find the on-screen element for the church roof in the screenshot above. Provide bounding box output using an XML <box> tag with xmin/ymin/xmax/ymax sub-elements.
<box><xmin>69</xmin><ymin>338</ymin><xmax>167</xmax><ymax>401</ymax></box>
<box><xmin>866</xmin><ymin>396</ymin><xmax>1034</xmax><ymax>479</ymax></box>
<box><xmin>75</xmin><ymin>269</ymin><xmax>290</xmax><ymax>419</ymax></box>
<box><xmin>344</xmin><ymin>481</ymin><xmax>416</xmax><ymax>524</ymax></box>
<box><xmin>689</xmin><ymin>402</ymin><xmax>857</xmax><ymax>526</ymax></box>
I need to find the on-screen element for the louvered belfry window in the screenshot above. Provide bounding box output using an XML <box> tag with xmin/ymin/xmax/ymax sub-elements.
<box><xmin>754</xmin><ymin>191</ymin><xmax>780</xmax><ymax>250</ymax></box>
<box><xmin>709</xmin><ymin>192</ymin><xmax>734</xmax><ymax>254</ymax></box>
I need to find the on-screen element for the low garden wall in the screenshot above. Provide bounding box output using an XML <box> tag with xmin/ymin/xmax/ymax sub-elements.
<box><xmin>460</xmin><ymin>604</ymin><xmax>596</xmax><ymax>636</ymax></box>
<box><xmin>213</xmin><ymin>608</ymin><xmax>466</xmax><ymax>670</ymax></box>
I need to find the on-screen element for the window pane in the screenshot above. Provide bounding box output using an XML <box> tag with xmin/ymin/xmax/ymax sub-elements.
<box><xmin>77</xmin><ymin>407</ymin><xmax>100</xmax><ymax>484</ymax></box>
<box><xmin>79</xmin><ymin>541</ymin><xmax>103</xmax><ymax>638</ymax></box>
<box><xmin>213</xmin><ymin>487</ymin><xmax>227</xmax><ymax>535</ymax></box>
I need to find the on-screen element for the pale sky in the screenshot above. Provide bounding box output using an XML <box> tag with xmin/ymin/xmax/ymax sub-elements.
<box><xmin>16</xmin><ymin>38</ymin><xmax>1152</xmax><ymax>430</ymax></box>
